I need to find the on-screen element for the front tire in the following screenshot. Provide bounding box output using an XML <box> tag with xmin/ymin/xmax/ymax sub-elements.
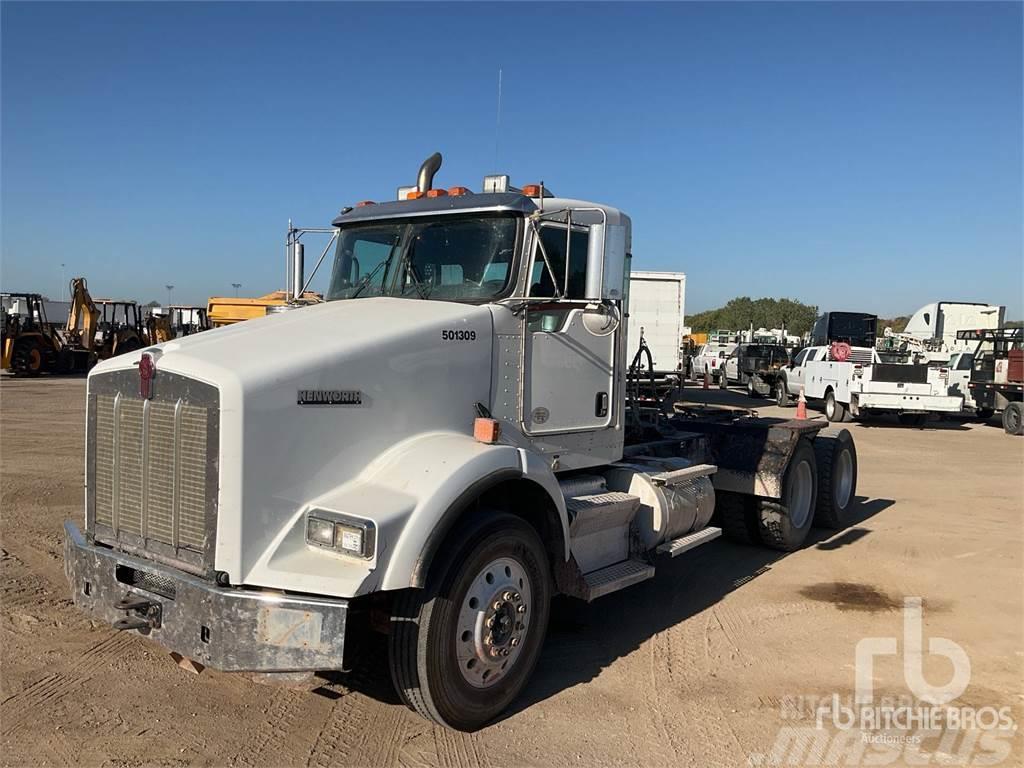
<box><xmin>775</xmin><ymin>378</ymin><xmax>790</xmax><ymax>408</ymax></box>
<box><xmin>719</xmin><ymin>370</ymin><xmax>728</xmax><ymax>390</ymax></box>
<box><xmin>11</xmin><ymin>339</ymin><xmax>44</xmax><ymax>376</ymax></box>
<box><xmin>389</xmin><ymin>513</ymin><xmax>552</xmax><ymax>731</ymax></box>
<box><xmin>825</xmin><ymin>390</ymin><xmax>847</xmax><ymax>422</ymax></box>
<box><xmin>1003</xmin><ymin>402</ymin><xmax>1024</xmax><ymax>436</ymax></box>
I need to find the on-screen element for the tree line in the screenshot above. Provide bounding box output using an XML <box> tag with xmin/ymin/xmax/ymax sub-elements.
<box><xmin>687</xmin><ymin>297</ymin><xmax>819</xmax><ymax>336</ymax></box>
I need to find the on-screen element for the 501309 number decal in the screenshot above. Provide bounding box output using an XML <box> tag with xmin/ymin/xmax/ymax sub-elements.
<box><xmin>441</xmin><ymin>329</ymin><xmax>476</xmax><ymax>342</ymax></box>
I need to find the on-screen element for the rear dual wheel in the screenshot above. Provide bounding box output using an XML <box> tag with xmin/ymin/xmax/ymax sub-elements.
<box><xmin>813</xmin><ymin>428</ymin><xmax>858</xmax><ymax>529</ymax></box>
<box><xmin>1003</xmin><ymin>402</ymin><xmax>1024</xmax><ymax>436</ymax></box>
<box><xmin>389</xmin><ymin>513</ymin><xmax>551</xmax><ymax>731</ymax></box>
<box><xmin>718</xmin><ymin>439</ymin><xmax>819</xmax><ymax>552</ymax></box>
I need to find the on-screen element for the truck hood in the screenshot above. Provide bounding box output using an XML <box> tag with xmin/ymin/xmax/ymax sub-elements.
<box><xmin>92</xmin><ymin>297</ymin><xmax>493</xmax><ymax>387</ymax></box>
<box><xmin>89</xmin><ymin>297</ymin><xmax>497</xmax><ymax>585</ymax></box>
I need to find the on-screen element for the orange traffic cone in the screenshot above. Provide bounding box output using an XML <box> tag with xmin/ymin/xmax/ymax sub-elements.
<box><xmin>703</xmin><ymin>371</ymin><xmax>710</xmax><ymax>390</ymax></box>
<box><xmin>796</xmin><ymin>386</ymin><xmax>808</xmax><ymax>419</ymax></box>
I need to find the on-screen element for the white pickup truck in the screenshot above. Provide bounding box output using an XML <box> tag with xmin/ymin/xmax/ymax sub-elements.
<box><xmin>690</xmin><ymin>341</ymin><xmax>735</xmax><ymax>382</ymax></box>
<box><xmin>779</xmin><ymin>345</ymin><xmax>964</xmax><ymax>425</ymax></box>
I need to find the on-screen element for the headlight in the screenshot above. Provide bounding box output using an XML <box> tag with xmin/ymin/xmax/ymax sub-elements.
<box><xmin>306</xmin><ymin>517</ymin><xmax>336</xmax><ymax>547</ymax></box>
<box><xmin>305</xmin><ymin>510</ymin><xmax>376</xmax><ymax>559</ymax></box>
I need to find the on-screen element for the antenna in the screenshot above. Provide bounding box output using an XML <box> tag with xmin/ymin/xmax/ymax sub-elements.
<box><xmin>494</xmin><ymin>67</ymin><xmax>503</xmax><ymax>167</ymax></box>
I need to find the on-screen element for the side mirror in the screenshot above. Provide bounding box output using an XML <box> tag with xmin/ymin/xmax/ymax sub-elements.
<box><xmin>584</xmin><ymin>223</ymin><xmax>627</xmax><ymax>301</ymax></box>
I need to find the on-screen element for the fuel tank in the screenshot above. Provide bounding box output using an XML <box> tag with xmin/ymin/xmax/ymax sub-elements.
<box><xmin>603</xmin><ymin>458</ymin><xmax>715</xmax><ymax>551</ymax></box>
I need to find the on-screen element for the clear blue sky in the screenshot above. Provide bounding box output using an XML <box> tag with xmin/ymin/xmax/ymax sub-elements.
<box><xmin>2</xmin><ymin>2</ymin><xmax>1021</xmax><ymax>318</ymax></box>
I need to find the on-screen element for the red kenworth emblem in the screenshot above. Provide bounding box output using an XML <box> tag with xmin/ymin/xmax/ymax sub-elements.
<box><xmin>139</xmin><ymin>353</ymin><xmax>155</xmax><ymax>399</ymax></box>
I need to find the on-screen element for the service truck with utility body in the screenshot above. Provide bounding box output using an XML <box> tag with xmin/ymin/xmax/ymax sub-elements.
<box><xmin>64</xmin><ymin>154</ymin><xmax>860</xmax><ymax>730</ymax></box>
<box><xmin>778</xmin><ymin>343</ymin><xmax>964</xmax><ymax>425</ymax></box>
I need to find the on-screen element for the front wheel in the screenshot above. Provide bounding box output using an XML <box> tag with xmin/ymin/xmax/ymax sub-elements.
<box><xmin>719</xmin><ymin>370</ymin><xmax>728</xmax><ymax>390</ymax></box>
<box><xmin>389</xmin><ymin>513</ymin><xmax>552</xmax><ymax>731</ymax></box>
<box><xmin>775</xmin><ymin>379</ymin><xmax>790</xmax><ymax>408</ymax></box>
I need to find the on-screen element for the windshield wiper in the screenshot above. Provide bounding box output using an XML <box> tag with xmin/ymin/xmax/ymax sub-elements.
<box><xmin>349</xmin><ymin>252</ymin><xmax>394</xmax><ymax>299</ymax></box>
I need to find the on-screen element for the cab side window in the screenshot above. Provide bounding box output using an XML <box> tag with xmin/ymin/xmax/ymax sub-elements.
<box><xmin>793</xmin><ymin>349</ymin><xmax>809</xmax><ymax>366</ymax></box>
<box><xmin>529</xmin><ymin>226</ymin><xmax>589</xmax><ymax>299</ymax></box>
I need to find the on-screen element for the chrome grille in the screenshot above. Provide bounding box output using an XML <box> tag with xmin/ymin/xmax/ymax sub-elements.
<box><xmin>88</xmin><ymin>369</ymin><xmax>219</xmax><ymax>576</ymax></box>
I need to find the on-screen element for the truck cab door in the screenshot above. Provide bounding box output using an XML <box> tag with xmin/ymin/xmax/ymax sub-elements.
<box><xmin>522</xmin><ymin>223</ymin><xmax>617</xmax><ymax>435</ymax></box>
<box><xmin>725</xmin><ymin>349</ymin><xmax>738</xmax><ymax>382</ymax></box>
<box><xmin>788</xmin><ymin>348</ymin><xmax>810</xmax><ymax>392</ymax></box>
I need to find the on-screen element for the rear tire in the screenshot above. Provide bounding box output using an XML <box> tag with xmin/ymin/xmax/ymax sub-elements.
<box><xmin>1003</xmin><ymin>402</ymin><xmax>1024</xmax><ymax>436</ymax></box>
<box><xmin>812</xmin><ymin>428</ymin><xmax>858</xmax><ymax>529</ymax></box>
<box><xmin>715</xmin><ymin>491</ymin><xmax>759</xmax><ymax>545</ymax></box>
<box><xmin>898</xmin><ymin>413</ymin><xmax>927</xmax><ymax>428</ymax></box>
<box><xmin>775</xmin><ymin>379</ymin><xmax>790</xmax><ymax>407</ymax></box>
<box><xmin>388</xmin><ymin>512</ymin><xmax>552</xmax><ymax>731</ymax></box>
<box><xmin>756</xmin><ymin>439</ymin><xmax>818</xmax><ymax>551</ymax></box>
<box><xmin>824</xmin><ymin>390</ymin><xmax>847</xmax><ymax>423</ymax></box>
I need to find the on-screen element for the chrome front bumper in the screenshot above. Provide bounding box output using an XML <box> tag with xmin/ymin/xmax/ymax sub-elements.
<box><xmin>63</xmin><ymin>521</ymin><xmax>348</xmax><ymax>672</ymax></box>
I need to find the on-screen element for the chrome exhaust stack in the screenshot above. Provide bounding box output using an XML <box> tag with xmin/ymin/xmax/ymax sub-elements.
<box><xmin>417</xmin><ymin>152</ymin><xmax>443</xmax><ymax>193</ymax></box>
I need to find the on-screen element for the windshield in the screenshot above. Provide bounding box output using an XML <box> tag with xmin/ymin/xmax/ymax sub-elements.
<box><xmin>828</xmin><ymin>313</ymin><xmax>876</xmax><ymax>346</ymax></box>
<box><xmin>744</xmin><ymin>345</ymin><xmax>788</xmax><ymax>359</ymax></box>
<box><xmin>326</xmin><ymin>213</ymin><xmax>519</xmax><ymax>302</ymax></box>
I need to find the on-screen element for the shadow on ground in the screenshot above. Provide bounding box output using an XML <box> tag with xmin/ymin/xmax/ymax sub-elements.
<box><xmin>326</xmin><ymin>495</ymin><xmax>895</xmax><ymax>723</ymax></box>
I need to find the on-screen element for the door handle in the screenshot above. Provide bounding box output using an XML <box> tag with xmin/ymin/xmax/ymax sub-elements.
<box><xmin>595</xmin><ymin>392</ymin><xmax>609</xmax><ymax>417</ymax></box>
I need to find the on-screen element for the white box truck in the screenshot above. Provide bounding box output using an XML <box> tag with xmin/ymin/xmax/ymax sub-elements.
<box><xmin>626</xmin><ymin>270</ymin><xmax>685</xmax><ymax>379</ymax></box>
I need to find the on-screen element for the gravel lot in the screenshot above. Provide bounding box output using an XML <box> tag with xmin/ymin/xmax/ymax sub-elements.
<box><xmin>2</xmin><ymin>375</ymin><xmax>1021</xmax><ymax>767</ymax></box>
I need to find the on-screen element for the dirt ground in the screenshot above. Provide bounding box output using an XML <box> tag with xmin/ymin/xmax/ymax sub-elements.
<box><xmin>2</xmin><ymin>375</ymin><xmax>1022</xmax><ymax>767</ymax></box>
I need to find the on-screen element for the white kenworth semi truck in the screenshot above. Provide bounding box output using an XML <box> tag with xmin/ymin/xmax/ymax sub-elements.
<box><xmin>64</xmin><ymin>154</ymin><xmax>859</xmax><ymax>731</ymax></box>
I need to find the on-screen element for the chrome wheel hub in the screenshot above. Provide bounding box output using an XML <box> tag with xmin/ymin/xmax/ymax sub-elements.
<box><xmin>788</xmin><ymin>459</ymin><xmax>814</xmax><ymax>529</ymax></box>
<box><xmin>456</xmin><ymin>557</ymin><xmax>532</xmax><ymax>688</ymax></box>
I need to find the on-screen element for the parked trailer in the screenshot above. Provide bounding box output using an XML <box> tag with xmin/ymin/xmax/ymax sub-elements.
<box><xmin>63</xmin><ymin>154</ymin><xmax>859</xmax><ymax>731</ymax></box>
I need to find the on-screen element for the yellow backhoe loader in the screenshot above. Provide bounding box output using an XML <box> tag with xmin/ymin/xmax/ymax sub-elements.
<box><xmin>145</xmin><ymin>305</ymin><xmax>211</xmax><ymax>343</ymax></box>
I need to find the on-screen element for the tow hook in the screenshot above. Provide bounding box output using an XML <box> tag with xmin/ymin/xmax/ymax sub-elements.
<box><xmin>113</xmin><ymin>593</ymin><xmax>162</xmax><ymax>631</ymax></box>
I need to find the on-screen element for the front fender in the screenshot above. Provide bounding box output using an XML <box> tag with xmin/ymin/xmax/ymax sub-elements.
<box><xmin>245</xmin><ymin>431</ymin><xmax>567</xmax><ymax>598</ymax></box>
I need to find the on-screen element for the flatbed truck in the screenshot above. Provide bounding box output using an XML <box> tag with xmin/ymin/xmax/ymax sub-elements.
<box><xmin>63</xmin><ymin>154</ymin><xmax>859</xmax><ymax>730</ymax></box>
<box><xmin>958</xmin><ymin>328</ymin><xmax>1024</xmax><ymax>435</ymax></box>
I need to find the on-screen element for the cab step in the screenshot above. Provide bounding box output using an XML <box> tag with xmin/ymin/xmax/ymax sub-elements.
<box><xmin>648</xmin><ymin>463</ymin><xmax>717</xmax><ymax>487</ymax></box>
<box><xmin>565</xmin><ymin>491</ymin><xmax>642</xmax><ymax>575</ymax></box>
<box><xmin>656</xmin><ymin>526</ymin><xmax>722</xmax><ymax>557</ymax></box>
<box><xmin>582</xmin><ymin>559</ymin><xmax>655</xmax><ymax>601</ymax></box>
